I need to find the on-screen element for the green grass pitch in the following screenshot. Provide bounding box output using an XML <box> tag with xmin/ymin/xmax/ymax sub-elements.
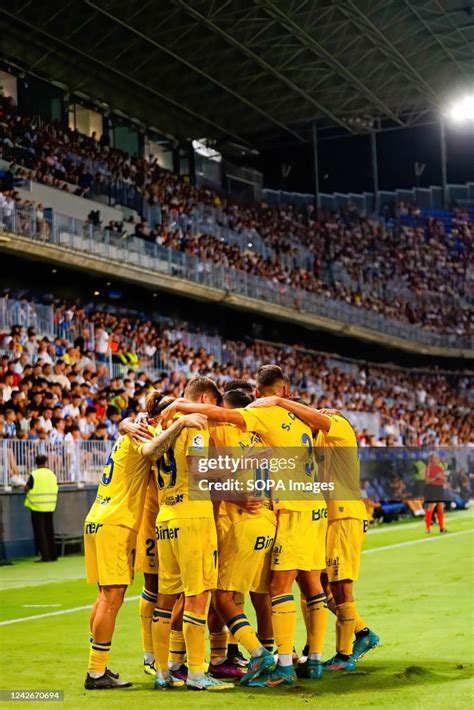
<box><xmin>1</xmin><ymin>511</ymin><xmax>473</xmax><ymax>709</ymax></box>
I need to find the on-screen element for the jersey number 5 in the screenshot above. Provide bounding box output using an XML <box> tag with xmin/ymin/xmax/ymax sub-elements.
<box><xmin>101</xmin><ymin>450</ymin><xmax>115</xmax><ymax>486</ymax></box>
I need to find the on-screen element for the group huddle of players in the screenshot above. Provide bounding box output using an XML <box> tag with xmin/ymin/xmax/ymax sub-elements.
<box><xmin>83</xmin><ymin>365</ymin><xmax>380</xmax><ymax>691</ymax></box>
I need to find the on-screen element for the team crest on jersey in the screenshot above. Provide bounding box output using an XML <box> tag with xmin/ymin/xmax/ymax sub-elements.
<box><xmin>191</xmin><ymin>434</ymin><xmax>205</xmax><ymax>449</ymax></box>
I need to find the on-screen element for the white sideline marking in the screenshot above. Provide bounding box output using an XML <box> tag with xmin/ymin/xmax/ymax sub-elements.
<box><xmin>0</xmin><ymin>595</ymin><xmax>139</xmax><ymax>626</ymax></box>
<box><xmin>1</xmin><ymin>529</ymin><xmax>472</xmax><ymax>626</ymax></box>
<box><xmin>364</xmin><ymin>528</ymin><xmax>473</xmax><ymax>554</ymax></box>
<box><xmin>23</xmin><ymin>604</ymin><xmax>62</xmax><ymax>608</ymax></box>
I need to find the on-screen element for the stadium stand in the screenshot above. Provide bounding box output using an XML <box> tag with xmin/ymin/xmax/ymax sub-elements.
<box><xmin>0</xmin><ymin>295</ymin><xmax>472</xmax><ymax>488</ymax></box>
<box><xmin>1</xmin><ymin>98</ymin><xmax>472</xmax><ymax>342</ymax></box>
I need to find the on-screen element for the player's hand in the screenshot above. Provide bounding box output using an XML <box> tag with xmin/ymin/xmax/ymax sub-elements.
<box><xmin>159</xmin><ymin>401</ymin><xmax>181</xmax><ymax>427</ymax></box>
<box><xmin>248</xmin><ymin>396</ymin><xmax>281</xmax><ymax>408</ymax></box>
<box><xmin>181</xmin><ymin>413</ymin><xmax>208</xmax><ymax>430</ymax></box>
<box><xmin>123</xmin><ymin>419</ymin><xmax>153</xmax><ymax>444</ymax></box>
<box><xmin>317</xmin><ymin>408</ymin><xmax>341</xmax><ymax>416</ymax></box>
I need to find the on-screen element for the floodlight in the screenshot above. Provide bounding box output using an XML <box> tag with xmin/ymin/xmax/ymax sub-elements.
<box><xmin>447</xmin><ymin>96</ymin><xmax>474</xmax><ymax>123</ymax></box>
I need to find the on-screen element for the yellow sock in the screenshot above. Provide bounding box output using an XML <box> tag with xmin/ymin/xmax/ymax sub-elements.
<box><xmin>306</xmin><ymin>593</ymin><xmax>329</xmax><ymax>655</ymax></box>
<box><xmin>300</xmin><ymin>596</ymin><xmax>310</xmax><ymax>645</ymax></box>
<box><xmin>229</xmin><ymin>592</ymin><xmax>245</xmax><ymax>646</ymax></box>
<box><xmin>140</xmin><ymin>588</ymin><xmax>157</xmax><ymax>654</ymax></box>
<box><xmin>326</xmin><ymin>591</ymin><xmax>337</xmax><ymax>615</ymax></box>
<box><xmin>168</xmin><ymin>629</ymin><xmax>186</xmax><ymax>669</ymax></box>
<box><xmin>152</xmin><ymin>607</ymin><xmax>172</xmax><ymax>672</ymax></box>
<box><xmin>227</xmin><ymin>613</ymin><xmax>261</xmax><ymax>655</ymax></box>
<box><xmin>354</xmin><ymin>611</ymin><xmax>368</xmax><ymax>634</ymax></box>
<box><xmin>88</xmin><ymin>639</ymin><xmax>111</xmax><ymax>674</ymax></box>
<box><xmin>257</xmin><ymin>635</ymin><xmax>274</xmax><ymax>653</ymax></box>
<box><xmin>183</xmin><ymin>611</ymin><xmax>207</xmax><ymax>673</ymax></box>
<box><xmin>271</xmin><ymin>593</ymin><xmax>297</xmax><ymax>656</ymax></box>
<box><xmin>209</xmin><ymin>630</ymin><xmax>228</xmax><ymax>664</ymax></box>
<box><xmin>336</xmin><ymin>602</ymin><xmax>356</xmax><ymax>656</ymax></box>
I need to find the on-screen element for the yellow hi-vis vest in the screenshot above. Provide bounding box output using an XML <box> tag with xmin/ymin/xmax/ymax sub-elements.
<box><xmin>24</xmin><ymin>467</ymin><xmax>58</xmax><ymax>512</ymax></box>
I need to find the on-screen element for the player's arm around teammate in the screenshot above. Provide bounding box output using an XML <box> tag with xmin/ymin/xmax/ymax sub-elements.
<box><xmin>160</xmin><ymin>367</ymin><xmax>329</xmax><ymax>687</ymax></box>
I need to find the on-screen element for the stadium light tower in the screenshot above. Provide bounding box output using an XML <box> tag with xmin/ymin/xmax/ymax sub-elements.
<box><xmin>441</xmin><ymin>95</ymin><xmax>474</xmax><ymax>207</ymax></box>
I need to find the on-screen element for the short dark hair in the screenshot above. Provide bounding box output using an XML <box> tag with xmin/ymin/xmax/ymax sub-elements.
<box><xmin>256</xmin><ymin>365</ymin><xmax>285</xmax><ymax>391</ymax></box>
<box><xmin>35</xmin><ymin>454</ymin><xmax>47</xmax><ymax>467</ymax></box>
<box><xmin>223</xmin><ymin>389</ymin><xmax>253</xmax><ymax>409</ymax></box>
<box><xmin>223</xmin><ymin>379</ymin><xmax>254</xmax><ymax>394</ymax></box>
<box><xmin>184</xmin><ymin>376</ymin><xmax>220</xmax><ymax>403</ymax></box>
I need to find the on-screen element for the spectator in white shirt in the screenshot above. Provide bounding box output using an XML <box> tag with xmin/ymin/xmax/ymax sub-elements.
<box><xmin>78</xmin><ymin>406</ymin><xmax>98</xmax><ymax>439</ymax></box>
<box><xmin>13</xmin><ymin>354</ymin><xmax>29</xmax><ymax>375</ymax></box>
<box><xmin>64</xmin><ymin>424</ymin><xmax>81</xmax><ymax>482</ymax></box>
<box><xmin>94</xmin><ymin>327</ymin><xmax>110</xmax><ymax>363</ymax></box>
<box><xmin>36</xmin><ymin>341</ymin><xmax>54</xmax><ymax>365</ymax></box>
<box><xmin>39</xmin><ymin>407</ymin><xmax>53</xmax><ymax>433</ymax></box>
<box><xmin>49</xmin><ymin>418</ymin><xmax>66</xmax><ymax>444</ymax></box>
<box><xmin>1</xmin><ymin>373</ymin><xmax>15</xmax><ymax>402</ymax></box>
<box><xmin>48</xmin><ymin>360</ymin><xmax>71</xmax><ymax>390</ymax></box>
<box><xmin>62</xmin><ymin>394</ymin><xmax>83</xmax><ymax>420</ymax></box>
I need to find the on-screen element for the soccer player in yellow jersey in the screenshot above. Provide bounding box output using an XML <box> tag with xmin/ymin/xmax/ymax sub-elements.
<box><xmin>208</xmin><ymin>388</ymin><xmax>277</xmax><ymax>684</ymax></box>
<box><xmin>117</xmin><ymin>406</ymin><xmax>162</xmax><ymax>677</ymax></box>
<box><xmin>160</xmin><ymin>366</ymin><xmax>329</xmax><ymax>687</ymax></box>
<box><xmin>251</xmin><ymin>399</ymin><xmax>380</xmax><ymax>671</ymax></box>
<box><xmin>151</xmin><ymin>377</ymin><xmax>233</xmax><ymax>691</ymax></box>
<box><xmin>83</xmin><ymin>392</ymin><xmax>204</xmax><ymax>690</ymax></box>
<box><xmin>120</xmin><ymin>396</ymin><xmax>184</xmax><ymax>678</ymax></box>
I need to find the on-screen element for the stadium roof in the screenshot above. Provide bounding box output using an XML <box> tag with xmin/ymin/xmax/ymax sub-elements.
<box><xmin>2</xmin><ymin>0</ymin><xmax>474</xmax><ymax>145</ymax></box>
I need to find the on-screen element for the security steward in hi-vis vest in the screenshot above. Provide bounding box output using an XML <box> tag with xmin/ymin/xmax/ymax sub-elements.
<box><xmin>24</xmin><ymin>455</ymin><xmax>59</xmax><ymax>562</ymax></box>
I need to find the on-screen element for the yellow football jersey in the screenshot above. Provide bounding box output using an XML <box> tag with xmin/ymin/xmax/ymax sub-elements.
<box><xmin>209</xmin><ymin>423</ymin><xmax>273</xmax><ymax>519</ymax></box>
<box><xmin>237</xmin><ymin>405</ymin><xmax>325</xmax><ymax>511</ymax></box>
<box><xmin>156</xmin><ymin>424</ymin><xmax>213</xmax><ymax>522</ymax></box>
<box><xmin>209</xmin><ymin>422</ymin><xmax>263</xmax><ymax>450</ymax></box>
<box><xmin>86</xmin><ymin>435</ymin><xmax>152</xmax><ymax>532</ymax></box>
<box><xmin>313</xmin><ymin>413</ymin><xmax>366</xmax><ymax>520</ymax></box>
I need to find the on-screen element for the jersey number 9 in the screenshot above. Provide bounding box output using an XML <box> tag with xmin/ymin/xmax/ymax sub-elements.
<box><xmin>157</xmin><ymin>449</ymin><xmax>177</xmax><ymax>489</ymax></box>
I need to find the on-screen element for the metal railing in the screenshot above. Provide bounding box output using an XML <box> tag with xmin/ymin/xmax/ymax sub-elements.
<box><xmin>192</xmin><ymin>205</ymin><xmax>315</xmax><ymax>271</ymax></box>
<box><xmin>0</xmin><ymin>297</ymin><xmax>95</xmax><ymax>350</ymax></box>
<box><xmin>262</xmin><ymin>183</ymin><xmax>474</xmax><ymax>214</ymax></box>
<box><xmin>1</xmin><ymin>204</ymin><xmax>471</xmax><ymax>350</ymax></box>
<box><xmin>0</xmin><ymin>297</ymin><xmax>54</xmax><ymax>334</ymax></box>
<box><xmin>1</xmin><ymin>439</ymin><xmax>111</xmax><ymax>487</ymax></box>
